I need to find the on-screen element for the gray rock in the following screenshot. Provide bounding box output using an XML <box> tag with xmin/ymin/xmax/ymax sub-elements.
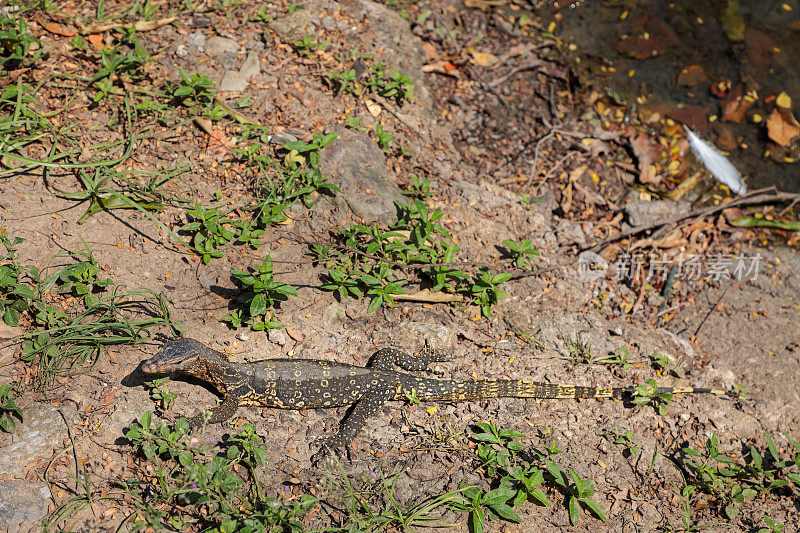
<box><xmin>270</xmin><ymin>131</ymin><xmax>299</xmax><ymax>145</ymax></box>
<box><xmin>555</xmin><ymin>219</ymin><xmax>587</xmax><ymax>246</ymax></box>
<box><xmin>186</xmin><ymin>32</ymin><xmax>207</xmax><ymax>51</ymax></box>
<box><xmin>0</xmin><ymin>403</ymin><xmax>77</xmax><ymax>477</ymax></box>
<box><xmin>322</xmin><ymin>301</ymin><xmax>346</xmax><ymax>327</ymax></box>
<box><xmin>395</xmin><ymin>322</ymin><xmax>457</xmax><ymax>353</ymax></box>
<box><xmin>205</xmin><ymin>36</ymin><xmax>239</xmax><ymax>69</ymax></box>
<box><xmin>268</xmin><ymin>8</ymin><xmax>315</xmax><ymax>40</ymax></box>
<box><xmin>219</xmin><ymin>51</ymin><xmax>261</xmax><ymax>92</ymax></box>
<box><xmin>625</xmin><ymin>199</ymin><xmax>690</xmax><ymax>227</ymax></box>
<box><xmin>205</xmin><ymin>36</ymin><xmax>238</xmax><ymax>56</ymax></box>
<box><xmin>320</xmin><ymin>16</ymin><xmax>336</xmax><ymax>28</ymax></box>
<box><xmin>267</xmin><ymin>328</ymin><xmax>288</xmax><ymax>346</ymax></box>
<box><xmin>0</xmin><ymin>480</ymin><xmax>51</xmax><ymax>531</ymax></box>
<box><xmin>319</xmin><ymin>127</ymin><xmax>405</xmax><ymax>225</ymax></box>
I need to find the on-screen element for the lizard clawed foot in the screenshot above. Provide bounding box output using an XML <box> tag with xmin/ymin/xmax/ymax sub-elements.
<box><xmin>310</xmin><ymin>436</ymin><xmax>350</xmax><ymax>466</ymax></box>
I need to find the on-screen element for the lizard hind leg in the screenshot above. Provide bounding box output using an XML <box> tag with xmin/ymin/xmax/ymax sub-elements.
<box><xmin>311</xmin><ymin>388</ymin><xmax>394</xmax><ymax>465</ymax></box>
<box><xmin>370</xmin><ymin>343</ymin><xmax>452</xmax><ymax>372</ymax></box>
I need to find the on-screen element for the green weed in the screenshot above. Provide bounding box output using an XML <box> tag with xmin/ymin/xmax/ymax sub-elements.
<box><xmin>632</xmin><ymin>378</ymin><xmax>675</xmax><ymax>415</ymax></box>
<box><xmin>453</xmin><ymin>422</ymin><xmax>606</xmax><ymax>530</ymax></box>
<box><xmin>402</xmin><ymin>175</ymin><xmax>437</xmax><ymax>199</ymax></box>
<box><xmin>327</xmin><ymin>55</ymin><xmax>414</xmax><ymax>104</ymax></box>
<box><xmin>0</xmin><ymin>227</ymin><xmax>39</xmax><ymax>326</ymax></box>
<box><xmin>145</xmin><ymin>376</ymin><xmax>178</xmax><ymax>412</ymax></box>
<box><xmin>0</xmin><ymin>15</ymin><xmax>42</xmax><ymax>72</ymax></box>
<box><xmin>0</xmin><ymin>383</ymin><xmax>22</xmax><ymax>433</ymax></box>
<box><xmin>223</xmin><ymin>256</ymin><xmax>298</xmax><ymax>331</ymax></box>
<box><xmin>291</xmin><ymin>35</ymin><xmax>328</xmax><ymax>57</ymax></box>
<box><xmin>118</xmin><ymin>414</ymin><xmax>314</xmax><ymax>531</ymax></box>
<box><xmin>501</xmin><ymin>238</ymin><xmax>539</xmax><ymax>270</ymax></box>
<box><xmin>316</xmin><ymin>199</ymin><xmax>514</xmax><ymax>317</ymax></box>
<box><xmin>676</xmin><ymin>432</ymin><xmax>800</xmax><ymax>520</ymax></box>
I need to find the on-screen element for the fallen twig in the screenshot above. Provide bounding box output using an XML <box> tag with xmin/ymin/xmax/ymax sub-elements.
<box><xmin>79</xmin><ymin>16</ymin><xmax>177</xmax><ymax>34</ymax></box>
<box><xmin>585</xmin><ymin>187</ymin><xmax>800</xmax><ymax>253</ymax></box>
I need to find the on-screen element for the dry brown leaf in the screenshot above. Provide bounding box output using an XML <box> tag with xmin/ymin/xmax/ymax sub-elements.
<box><xmin>87</xmin><ymin>33</ymin><xmax>104</xmax><ymax>51</ymax></box>
<box><xmin>421</xmin><ymin>60</ymin><xmax>459</xmax><ymax>77</ymax></box>
<box><xmin>286</xmin><ymin>328</ymin><xmax>306</xmax><ymax>342</ymax></box>
<box><xmin>38</xmin><ymin>19</ymin><xmax>78</xmax><ymax>37</ymax></box>
<box><xmin>470</xmin><ymin>50</ymin><xmax>498</xmax><ymax>67</ymax></box>
<box><xmin>766</xmin><ymin>108</ymin><xmax>800</xmax><ymax>146</ymax></box>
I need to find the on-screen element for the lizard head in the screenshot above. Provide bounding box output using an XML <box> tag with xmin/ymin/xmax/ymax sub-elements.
<box><xmin>141</xmin><ymin>338</ymin><xmax>218</xmax><ymax>375</ymax></box>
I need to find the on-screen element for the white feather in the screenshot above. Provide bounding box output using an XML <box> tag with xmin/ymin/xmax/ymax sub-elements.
<box><xmin>683</xmin><ymin>125</ymin><xmax>746</xmax><ymax>195</ymax></box>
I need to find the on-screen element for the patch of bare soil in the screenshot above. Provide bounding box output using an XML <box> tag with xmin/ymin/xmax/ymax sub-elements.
<box><xmin>1</xmin><ymin>1</ymin><xmax>798</xmax><ymax>532</ymax></box>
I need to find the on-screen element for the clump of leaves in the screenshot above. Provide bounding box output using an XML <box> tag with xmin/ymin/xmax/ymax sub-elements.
<box><xmin>632</xmin><ymin>378</ymin><xmax>674</xmax><ymax>415</ymax></box>
<box><xmin>452</xmin><ymin>422</ymin><xmax>606</xmax><ymax>530</ymax></box>
<box><xmin>327</xmin><ymin>54</ymin><xmax>414</xmax><ymax>104</ymax></box>
<box><xmin>223</xmin><ymin>256</ymin><xmax>298</xmax><ymax>330</ymax></box>
<box><xmin>0</xmin><ymin>383</ymin><xmax>22</xmax><ymax>433</ymax></box>
<box><xmin>676</xmin><ymin>432</ymin><xmax>800</xmax><ymax>520</ymax></box>
<box><xmin>0</xmin><ymin>16</ymin><xmax>42</xmax><ymax>72</ymax></box>
<box><xmin>0</xmin><ymin>228</ymin><xmax>39</xmax><ymax>326</ymax></box>
<box><xmin>315</xmin><ymin>199</ymin><xmax>514</xmax><ymax>318</ymax></box>
<box><xmin>116</xmin><ymin>413</ymin><xmax>315</xmax><ymax>531</ymax></box>
<box><xmin>501</xmin><ymin>239</ymin><xmax>539</xmax><ymax>270</ymax></box>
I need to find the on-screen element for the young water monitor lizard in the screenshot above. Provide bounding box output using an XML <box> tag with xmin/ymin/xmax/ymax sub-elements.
<box><xmin>140</xmin><ymin>338</ymin><xmax>734</xmax><ymax>462</ymax></box>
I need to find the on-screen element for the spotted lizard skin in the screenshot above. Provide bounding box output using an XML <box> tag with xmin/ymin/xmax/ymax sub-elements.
<box><xmin>141</xmin><ymin>338</ymin><xmax>732</xmax><ymax>462</ymax></box>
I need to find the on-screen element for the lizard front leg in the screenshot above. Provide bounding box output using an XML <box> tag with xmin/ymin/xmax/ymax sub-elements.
<box><xmin>312</xmin><ymin>388</ymin><xmax>393</xmax><ymax>464</ymax></box>
<box><xmin>188</xmin><ymin>394</ymin><xmax>240</xmax><ymax>428</ymax></box>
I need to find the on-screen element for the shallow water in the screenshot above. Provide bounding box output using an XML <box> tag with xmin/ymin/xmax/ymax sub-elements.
<box><xmin>537</xmin><ymin>0</ymin><xmax>800</xmax><ymax>192</ymax></box>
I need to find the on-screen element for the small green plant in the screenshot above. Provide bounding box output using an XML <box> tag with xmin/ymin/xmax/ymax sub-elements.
<box><xmin>454</xmin><ymin>422</ymin><xmax>606</xmax><ymax>530</ymax></box>
<box><xmin>223</xmin><ymin>256</ymin><xmax>298</xmax><ymax>330</ymax></box>
<box><xmin>545</xmin><ymin>463</ymin><xmax>606</xmax><ymax>526</ymax></box>
<box><xmin>327</xmin><ymin>55</ymin><xmax>414</xmax><ymax>104</ymax></box>
<box><xmin>0</xmin><ymin>228</ymin><xmax>39</xmax><ymax>326</ymax></box>
<box><xmin>345</xmin><ymin>115</ymin><xmax>367</xmax><ymax>131</ymax></box>
<box><xmin>375</xmin><ymin>123</ymin><xmax>395</xmax><ymax>152</ymax></box>
<box><xmin>632</xmin><ymin>378</ymin><xmax>674</xmax><ymax>415</ymax></box>
<box><xmin>0</xmin><ymin>383</ymin><xmax>22</xmax><ymax>433</ymax></box>
<box><xmin>321</xmin><ymin>467</ymin><xmax>461</xmax><ymax>531</ymax></box>
<box><xmin>676</xmin><ymin>432</ymin><xmax>800</xmax><ymax>520</ymax></box>
<box><xmin>128</xmin><ymin>0</ymin><xmax>159</xmax><ymax>20</ymax></box>
<box><xmin>468</xmin><ymin>268</ymin><xmax>510</xmax><ymax>318</ymax></box>
<box><xmin>604</xmin><ymin>426</ymin><xmax>641</xmax><ymax>458</ymax></box>
<box><xmin>250</xmin><ymin>4</ymin><xmax>272</xmax><ymax>22</ymax></box>
<box><xmin>501</xmin><ymin>239</ymin><xmax>539</xmax><ymax>270</ymax></box>
<box><xmin>291</xmin><ymin>34</ymin><xmax>328</xmax><ymax>57</ymax></box>
<box><xmin>145</xmin><ymin>377</ymin><xmax>178</xmax><ymax>411</ymax></box>
<box><xmin>49</xmin><ymin>251</ymin><xmax>114</xmax><ymax>307</ymax></box>
<box><xmin>758</xmin><ymin>515</ymin><xmax>785</xmax><ymax>533</ymax></box>
<box><xmin>595</xmin><ymin>346</ymin><xmax>635</xmax><ymax>370</ymax></box>
<box><xmin>651</xmin><ymin>352</ymin><xmax>683</xmax><ymax>377</ymax></box>
<box><xmin>564</xmin><ymin>333</ymin><xmax>592</xmax><ymax>367</ymax></box>
<box><xmin>181</xmin><ymin>204</ymin><xmax>237</xmax><ymax>263</ymax></box>
<box><xmin>316</xmin><ymin>199</ymin><xmax>511</xmax><ymax>317</ymax></box>
<box><xmin>91</xmin><ymin>44</ymin><xmax>154</xmax><ymax>102</ymax></box>
<box><xmin>117</xmin><ymin>413</ymin><xmax>315</xmax><ymax>531</ymax></box>
<box><xmin>0</xmin><ymin>15</ymin><xmax>42</xmax><ymax>72</ymax></box>
<box><xmin>402</xmin><ymin>175</ymin><xmax>437</xmax><ymax>199</ymax></box>
<box><xmin>167</xmin><ymin>69</ymin><xmax>216</xmax><ymax>108</ymax></box>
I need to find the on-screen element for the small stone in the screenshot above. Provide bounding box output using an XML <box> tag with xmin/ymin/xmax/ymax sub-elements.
<box><xmin>268</xmin><ymin>328</ymin><xmax>287</xmax><ymax>346</ymax></box>
<box><xmin>270</xmin><ymin>131</ymin><xmax>299</xmax><ymax>145</ymax></box>
<box><xmin>625</xmin><ymin>200</ymin><xmax>690</xmax><ymax>227</ymax></box>
<box><xmin>0</xmin><ymin>480</ymin><xmax>52</xmax><ymax>531</ymax></box>
<box><xmin>236</xmin><ymin>332</ymin><xmax>250</xmax><ymax>341</ymax></box>
<box><xmin>186</xmin><ymin>32</ymin><xmax>207</xmax><ymax>50</ymax></box>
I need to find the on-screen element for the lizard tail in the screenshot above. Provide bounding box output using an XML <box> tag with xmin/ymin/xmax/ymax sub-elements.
<box><xmin>404</xmin><ymin>378</ymin><xmax>735</xmax><ymax>402</ymax></box>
